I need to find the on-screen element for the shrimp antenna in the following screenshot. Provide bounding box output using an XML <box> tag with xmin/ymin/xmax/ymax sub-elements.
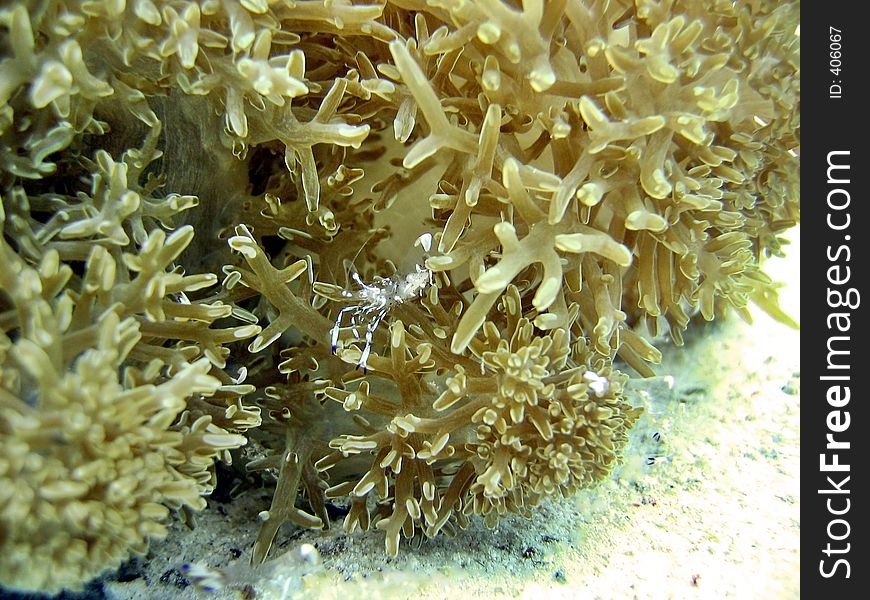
<box><xmin>341</xmin><ymin>227</ymin><xmax>385</xmax><ymax>286</ymax></box>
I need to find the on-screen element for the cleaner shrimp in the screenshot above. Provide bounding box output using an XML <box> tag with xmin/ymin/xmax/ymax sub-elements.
<box><xmin>316</xmin><ymin>232</ymin><xmax>434</xmax><ymax>373</ymax></box>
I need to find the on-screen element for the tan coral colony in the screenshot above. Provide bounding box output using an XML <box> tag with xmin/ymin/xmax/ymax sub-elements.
<box><xmin>0</xmin><ymin>0</ymin><xmax>798</xmax><ymax>593</ymax></box>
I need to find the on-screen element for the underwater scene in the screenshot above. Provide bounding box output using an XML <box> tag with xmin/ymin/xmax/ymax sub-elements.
<box><xmin>0</xmin><ymin>0</ymin><xmax>799</xmax><ymax>598</ymax></box>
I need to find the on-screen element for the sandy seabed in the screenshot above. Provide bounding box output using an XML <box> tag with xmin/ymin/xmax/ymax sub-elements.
<box><xmin>100</xmin><ymin>228</ymin><xmax>800</xmax><ymax>600</ymax></box>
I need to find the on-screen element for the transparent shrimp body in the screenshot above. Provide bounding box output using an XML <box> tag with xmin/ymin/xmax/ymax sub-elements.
<box><xmin>327</xmin><ymin>233</ymin><xmax>433</xmax><ymax>372</ymax></box>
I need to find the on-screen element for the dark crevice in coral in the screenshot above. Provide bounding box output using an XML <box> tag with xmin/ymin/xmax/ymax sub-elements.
<box><xmin>247</xmin><ymin>146</ymin><xmax>285</xmax><ymax>197</ymax></box>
